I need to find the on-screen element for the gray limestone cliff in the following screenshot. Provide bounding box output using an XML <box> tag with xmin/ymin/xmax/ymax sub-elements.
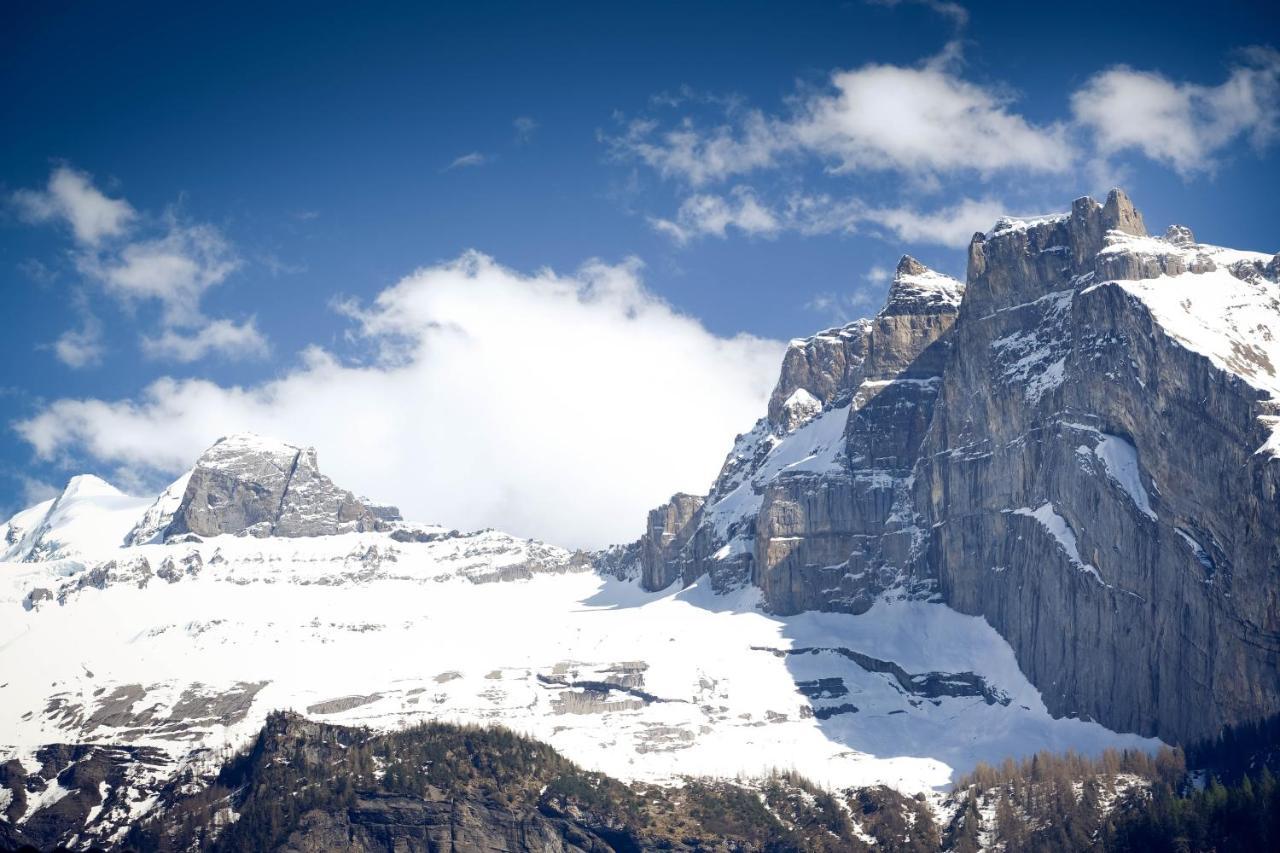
<box><xmin>915</xmin><ymin>190</ymin><xmax>1280</xmax><ymax>744</ymax></box>
<box><xmin>614</xmin><ymin>190</ymin><xmax>1280</xmax><ymax>744</ymax></box>
<box><xmin>160</xmin><ymin>434</ymin><xmax>400</xmax><ymax>540</ymax></box>
<box><xmin>616</xmin><ymin>255</ymin><xmax>965</xmax><ymax>612</ymax></box>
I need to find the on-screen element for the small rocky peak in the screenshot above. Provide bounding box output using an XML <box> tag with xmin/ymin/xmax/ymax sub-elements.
<box><xmin>162</xmin><ymin>432</ymin><xmax>388</xmax><ymax>540</ymax></box>
<box><xmin>779</xmin><ymin>387</ymin><xmax>823</xmax><ymax>432</ymax></box>
<box><xmin>1165</xmin><ymin>224</ymin><xmax>1196</xmax><ymax>246</ymax></box>
<box><xmin>1102</xmin><ymin>188</ymin><xmax>1147</xmax><ymax>237</ymax></box>
<box><xmin>896</xmin><ymin>254</ymin><xmax>928</xmax><ymax>278</ymax></box>
<box><xmin>881</xmin><ymin>256</ymin><xmax>965</xmax><ymax>317</ymax></box>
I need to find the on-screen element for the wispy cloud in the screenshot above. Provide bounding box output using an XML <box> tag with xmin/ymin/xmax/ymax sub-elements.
<box><xmin>613</xmin><ymin>41</ymin><xmax>1280</xmax><ymax>251</ymax></box>
<box><xmin>651</xmin><ymin>189</ymin><xmax>1008</xmax><ymax>249</ymax></box>
<box><xmin>260</xmin><ymin>252</ymin><xmax>307</xmax><ymax>277</ymax></box>
<box><xmin>446</xmin><ymin>151</ymin><xmax>488</xmax><ymax>170</ymax></box>
<box><xmin>513</xmin><ymin>116</ymin><xmax>538</xmax><ymax>144</ymax></box>
<box><xmin>608</xmin><ymin>47</ymin><xmax>1072</xmax><ymax>188</ymax></box>
<box><xmin>12</xmin><ymin>165</ymin><xmax>269</xmax><ymax>364</ymax></box>
<box><xmin>866</xmin><ymin>0</ymin><xmax>969</xmax><ymax>29</ymax></box>
<box><xmin>12</xmin><ymin>165</ymin><xmax>136</xmax><ymax>246</ymax></box>
<box><xmin>51</xmin><ymin>293</ymin><xmax>105</xmax><ymax>369</ymax></box>
<box><xmin>141</xmin><ymin>317</ymin><xmax>270</xmax><ymax>363</ymax></box>
<box><xmin>649</xmin><ymin>187</ymin><xmax>780</xmax><ymax>244</ymax></box>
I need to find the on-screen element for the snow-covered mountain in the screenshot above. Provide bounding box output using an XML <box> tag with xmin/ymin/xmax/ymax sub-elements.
<box><xmin>2</xmin><ymin>189</ymin><xmax>1277</xmax><ymax>849</ymax></box>
<box><xmin>615</xmin><ymin>189</ymin><xmax>1280</xmax><ymax>746</ymax></box>
<box><xmin>0</xmin><ymin>431</ymin><xmax>1155</xmax><ymax>847</ymax></box>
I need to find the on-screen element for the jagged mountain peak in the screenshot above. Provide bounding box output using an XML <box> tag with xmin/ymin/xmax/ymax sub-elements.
<box><xmin>1101</xmin><ymin>186</ymin><xmax>1147</xmax><ymax>236</ymax></box>
<box><xmin>896</xmin><ymin>253</ymin><xmax>927</xmax><ymax>276</ymax></box>
<box><xmin>983</xmin><ymin>187</ymin><xmax>1146</xmax><ymax>244</ymax></box>
<box><xmin>162</xmin><ymin>432</ymin><xmax>396</xmax><ymax>541</ymax></box>
<box><xmin>883</xmin><ymin>254</ymin><xmax>964</xmax><ymax>316</ymax></box>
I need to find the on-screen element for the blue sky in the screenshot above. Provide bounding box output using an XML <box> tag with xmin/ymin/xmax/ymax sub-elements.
<box><xmin>2</xmin><ymin>0</ymin><xmax>1278</xmax><ymax>544</ymax></box>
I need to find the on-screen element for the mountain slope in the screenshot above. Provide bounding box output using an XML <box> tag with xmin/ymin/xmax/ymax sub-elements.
<box><xmin>0</xmin><ymin>432</ymin><xmax>1154</xmax><ymax>848</ymax></box>
<box><xmin>619</xmin><ymin>190</ymin><xmax>1280</xmax><ymax>745</ymax></box>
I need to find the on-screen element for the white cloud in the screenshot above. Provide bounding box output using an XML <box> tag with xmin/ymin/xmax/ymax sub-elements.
<box><xmin>447</xmin><ymin>152</ymin><xmax>488</xmax><ymax>169</ymax></box>
<box><xmin>20</xmin><ymin>477</ymin><xmax>61</xmax><ymax>505</ymax></box>
<box><xmin>653</xmin><ymin>188</ymin><xmax>1006</xmax><ymax>249</ymax></box>
<box><xmin>16</xmin><ymin>251</ymin><xmax>783</xmax><ymax>549</ymax></box>
<box><xmin>48</xmin><ymin>290</ymin><xmax>105</xmax><ymax>369</ymax></box>
<box><xmin>11</xmin><ymin>165</ymin><xmax>136</xmax><ymax>246</ymax></box>
<box><xmin>1071</xmin><ymin>48</ymin><xmax>1280</xmax><ymax>175</ymax></box>
<box><xmin>141</xmin><ymin>318</ymin><xmax>270</xmax><ymax>363</ymax></box>
<box><xmin>53</xmin><ymin>318</ymin><xmax>105</xmax><ymax>369</ymax></box>
<box><xmin>611</xmin><ymin>111</ymin><xmax>786</xmax><ymax>187</ymax></box>
<box><xmin>791</xmin><ymin>61</ymin><xmax>1072</xmax><ymax>177</ymax></box>
<box><xmin>609</xmin><ymin>51</ymin><xmax>1071</xmax><ymax>187</ymax></box>
<box><xmin>865</xmin><ymin>197</ymin><xmax>1007</xmax><ymax>248</ymax></box>
<box><xmin>864</xmin><ymin>265</ymin><xmax>891</xmax><ymax>284</ymax></box>
<box><xmin>649</xmin><ymin>187</ymin><xmax>780</xmax><ymax>243</ymax></box>
<box><xmin>80</xmin><ymin>219</ymin><xmax>241</xmax><ymax>327</ymax></box>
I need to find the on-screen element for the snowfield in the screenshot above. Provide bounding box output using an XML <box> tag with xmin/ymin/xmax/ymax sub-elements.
<box><xmin>1</xmin><ymin>519</ymin><xmax>1157</xmax><ymax>806</ymax></box>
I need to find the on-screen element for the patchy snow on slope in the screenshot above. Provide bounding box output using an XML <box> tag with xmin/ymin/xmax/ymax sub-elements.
<box><xmin>1112</xmin><ymin>262</ymin><xmax>1280</xmax><ymax>458</ymax></box>
<box><xmin>987</xmin><ymin>212</ymin><xmax>1068</xmax><ymax>236</ymax></box>
<box><xmin>1012</xmin><ymin>503</ymin><xmax>1104</xmax><ymax>585</ymax></box>
<box><xmin>705</xmin><ymin>403</ymin><xmax>850</xmax><ymax>539</ymax></box>
<box><xmin>1117</xmin><ymin>267</ymin><xmax>1280</xmax><ymax>399</ymax></box>
<box><xmin>1175</xmin><ymin>528</ymin><xmax>1216</xmax><ymax>574</ymax></box>
<box><xmin>1099</xmin><ymin>231</ymin><xmax>1272</xmax><ymax>268</ymax></box>
<box><xmin>1093</xmin><ymin>434</ymin><xmax>1156</xmax><ymax>520</ymax></box>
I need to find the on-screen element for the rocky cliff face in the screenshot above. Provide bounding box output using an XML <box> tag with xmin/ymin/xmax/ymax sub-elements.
<box><xmin>154</xmin><ymin>434</ymin><xmax>399</xmax><ymax>541</ymax></box>
<box><xmin>619</xmin><ymin>190</ymin><xmax>1280</xmax><ymax>744</ymax></box>
<box><xmin>917</xmin><ymin>190</ymin><xmax>1280</xmax><ymax>744</ymax></box>
<box><xmin>619</xmin><ymin>254</ymin><xmax>964</xmax><ymax>614</ymax></box>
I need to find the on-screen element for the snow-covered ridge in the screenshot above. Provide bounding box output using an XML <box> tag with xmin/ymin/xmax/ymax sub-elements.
<box><xmin>986</xmin><ymin>211</ymin><xmax>1069</xmax><ymax>236</ymax></box>
<box><xmin>124</xmin><ymin>470</ymin><xmax>191</xmax><ymax>546</ymax></box>
<box><xmin>1</xmin><ymin>475</ymin><xmax>151</xmax><ymax>563</ymax></box>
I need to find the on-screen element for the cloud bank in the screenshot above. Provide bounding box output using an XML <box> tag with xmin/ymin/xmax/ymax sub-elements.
<box><xmin>16</xmin><ymin>252</ymin><xmax>783</xmax><ymax>548</ymax></box>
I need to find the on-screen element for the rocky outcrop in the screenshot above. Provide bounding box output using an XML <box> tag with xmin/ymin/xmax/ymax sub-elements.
<box><xmin>617</xmin><ymin>189</ymin><xmax>1280</xmax><ymax>744</ymax></box>
<box><xmin>636</xmin><ymin>492</ymin><xmax>703</xmax><ymax>589</ymax></box>
<box><xmin>622</xmin><ymin>256</ymin><xmax>964</xmax><ymax>608</ymax></box>
<box><xmin>161</xmin><ymin>434</ymin><xmax>400</xmax><ymax>540</ymax></box>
